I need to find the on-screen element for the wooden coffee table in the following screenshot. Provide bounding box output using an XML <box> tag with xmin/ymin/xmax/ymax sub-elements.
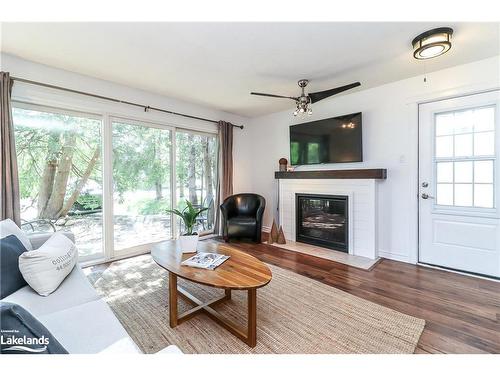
<box><xmin>151</xmin><ymin>240</ymin><xmax>272</xmax><ymax>347</ymax></box>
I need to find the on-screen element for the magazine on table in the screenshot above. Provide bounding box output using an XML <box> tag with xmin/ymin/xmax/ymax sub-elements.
<box><xmin>181</xmin><ymin>252</ymin><xmax>230</xmax><ymax>270</ymax></box>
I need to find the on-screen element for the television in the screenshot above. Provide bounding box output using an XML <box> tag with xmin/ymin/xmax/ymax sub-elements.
<box><xmin>289</xmin><ymin>112</ymin><xmax>362</xmax><ymax>165</ymax></box>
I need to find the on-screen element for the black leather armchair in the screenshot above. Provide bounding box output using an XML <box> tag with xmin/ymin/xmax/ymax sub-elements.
<box><xmin>220</xmin><ymin>193</ymin><xmax>266</xmax><ymax>243</ymax></box>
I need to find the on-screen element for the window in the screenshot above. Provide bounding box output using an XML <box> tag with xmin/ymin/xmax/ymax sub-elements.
<box><xmin>435</xmin><ymin>106</ymin><xmax>495</xmax><ymax>208</ymax></box>
<box><xmin>12</xmin><ymin>103</ymin><xmax>219</xmax><ymax>263</ymax></box>
<box><xmin>307</xmin><ymin>142</ymin><xmax>320</xmax><ymax>164</ymax></box>
<box><xmin>112</xmin><ymin>120</ymin><xmax>172</xmax><ymax>252</ymax></box>
<box><xmin>175</xmin><ymin>131</ymin><xmax>218</xmax><ymax>234</ymax></box>
<box><xmin>12</xmin><ymin>105</ymin><xmax>104</xmax><ymax>260</ymax></box>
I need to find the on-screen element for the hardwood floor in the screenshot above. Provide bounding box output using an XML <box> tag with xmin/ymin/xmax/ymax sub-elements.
<box><xmin>215</xmin><ymin>236</ymin><xmax>500</xmax><ymax>354</ymax></box>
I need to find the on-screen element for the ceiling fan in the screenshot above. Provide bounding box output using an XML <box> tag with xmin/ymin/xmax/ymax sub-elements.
<box><xmin>251</xmin><ymin>79</ymin><xmax>361</xmax><ymax>116</ymax></box>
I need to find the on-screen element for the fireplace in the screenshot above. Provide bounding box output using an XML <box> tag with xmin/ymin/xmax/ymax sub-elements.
<box><xmin>295</xmin><ymin>193</ymin><xmax>348</xmax><ymax>252</ymax></box>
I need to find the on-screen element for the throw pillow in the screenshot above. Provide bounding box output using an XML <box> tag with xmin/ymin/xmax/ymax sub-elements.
<box><xmin>0</xmin><ymin>218</ymin><xmax>33</xmax><ymax>251</ymax></box>
<box><xmin>0</xmin><ymin>235</ymin><xmax>28</xmax><ymax>298</ymax></box>
<box><xmin>0</xmin><ymin>302</ymin><xmax>68</xmax><ymax>354</ymax></box>
<box><xmin>19</xmin><ymin>233</ymin><xmax>78</xmax><ymax>296</ymax></box>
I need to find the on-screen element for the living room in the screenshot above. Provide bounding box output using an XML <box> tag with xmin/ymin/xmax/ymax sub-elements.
<box><xmin>1</xmin><ymin>2</ymin><xmax>499</xmax><ymax>374</ymax></box>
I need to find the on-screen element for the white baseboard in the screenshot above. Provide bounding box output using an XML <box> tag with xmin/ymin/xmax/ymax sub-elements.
<box><xmin>378</xmin><ymin>250</ymin><xmax>411</xmax><ymax>264</ymax></box>
<box><xmin>262</xmin><ymin>226</ymin><xmax>271</xmax><ymax>233</ymax></box>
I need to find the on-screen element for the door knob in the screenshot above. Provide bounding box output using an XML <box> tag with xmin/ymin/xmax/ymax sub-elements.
<box><xmin>421</xmin><ymin>193</ymin><xmax>435</xmax><ymax>200</ymax></box>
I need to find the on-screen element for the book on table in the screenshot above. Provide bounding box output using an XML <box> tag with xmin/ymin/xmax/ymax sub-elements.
<box><xmin>181</xmin><ymin>252</ymin><xmax>230</xmax><ymax>270</ymax></box>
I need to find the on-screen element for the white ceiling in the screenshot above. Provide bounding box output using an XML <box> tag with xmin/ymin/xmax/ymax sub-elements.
<box><xmin>1</xmin><ymin>22</ymin><xmax>499</xmax><ymax>117</ymax></box>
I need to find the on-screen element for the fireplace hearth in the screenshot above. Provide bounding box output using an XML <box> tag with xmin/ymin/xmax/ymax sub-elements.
<box><xmin>295</xmin><ymin>193</ymin><xmax>348</xmax><ymax>252</ymax></box>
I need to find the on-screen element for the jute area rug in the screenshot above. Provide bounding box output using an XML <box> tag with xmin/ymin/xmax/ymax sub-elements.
<box><xmin>86</xmin><ymin>255</ymin><xmax>425</xmax><ymax>354</ymax></box>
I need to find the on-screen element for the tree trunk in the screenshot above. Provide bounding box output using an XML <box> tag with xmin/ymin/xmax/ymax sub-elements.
<box><xmin>58</xmin><ymin>146</ymin><xmax>100</xmax><ymax>217</ymax></box>
<box><xmin>38</xmin><ymin>132</ymin><xmax>60</xmax><ymax>217</ymax></box>
<box><xmin>37</xmin><ymin>159</ymin><xmax>57</xmax><ymax>215</ymax></box>
<box><xmin>155</xmin><ymin>181</ymin><xmax>163</xmax><ymax>200</ymax></box>
<box><xmin>153</xmin><ymin>132</ymin><xmax>163</xmax><ymax>200</ymax></box>
<box><xmin>203</xmin><ymin>139</ymin><xmax>213</xmax><ymax>198</ymax></box>
<box><xmin>187</xmin><ymin>134</ymin><xmax>197</xmax><ymax>204</ymax></box>
<box><xmin>41</xmin><ymin>132</ymin><xmax>76</xmax><ymax>219</ymax></box>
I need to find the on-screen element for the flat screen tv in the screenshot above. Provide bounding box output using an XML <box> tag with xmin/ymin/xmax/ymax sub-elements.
<box><xmin>290</xmin><ymin>112</ymin><xmax>362</xmax><ymax>165</ymax></box>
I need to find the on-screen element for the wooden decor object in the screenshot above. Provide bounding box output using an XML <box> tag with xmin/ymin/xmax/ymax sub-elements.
<box><xmin>269</xmin><ymin>220</ymin><xmax>279</xmax><ymax>243</ymax></box>
<box><xmin>277</xmin><ymin>226</ymin><xmax>286</xmax><ymax>244</ymax></box>
<box><xmin>278</xmin><ymin>158</ymin><xmax>288</xmax><ymax>172</ymax></box>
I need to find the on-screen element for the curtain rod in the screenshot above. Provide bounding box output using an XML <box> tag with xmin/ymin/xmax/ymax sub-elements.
<box><xmin>11</xmin><ymin>76</ymin><xmax>244</xmax><ymax>129</ymax></box>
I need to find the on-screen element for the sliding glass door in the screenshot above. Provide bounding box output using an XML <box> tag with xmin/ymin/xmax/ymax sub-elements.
<box><xmin>175</xmin><ymin>131</ymin><xmax>218</xmax><ymax>235</ymax></box>
<box><xmin>12</xmin><ymin>103</ymin><xmax>218</xmax><ymax>262</ymax></box>
<box><xmin>111</xmin><ymin>119</ymin><xmax>173</xmax><ymax>254</ymax></box>
<box><xmin>12</xmin><ymin>104</ymin><xmax>104</xmax><ymax>261</ymax></box>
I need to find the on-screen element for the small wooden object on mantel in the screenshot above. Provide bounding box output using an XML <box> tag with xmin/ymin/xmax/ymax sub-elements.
<box><xmin>278</xmin><ymin>158</ymin><xmax>288</xmax><ymax>172</ymax></box>
<box><xmin>277</xmin><ymin>226</ymin><xmax>286</xmax><ymax>244</ymax></box>
<box><xmin>269</xmin><ymin>220</ymin><xmax>279</xmax><ymax>244</ymax></box>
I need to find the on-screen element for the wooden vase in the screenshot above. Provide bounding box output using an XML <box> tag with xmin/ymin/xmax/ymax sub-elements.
<box><xmin>269</xmin><ymin>220</ymin><xmax>279</xmax><ymax>244</ymax></box>
<box><xmin>277</xmin><ymin>226</ymin><xmax>286</xmax><ymax>244</ymax></box>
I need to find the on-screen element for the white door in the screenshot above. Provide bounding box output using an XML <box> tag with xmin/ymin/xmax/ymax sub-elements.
<box><xmin>419</xmin><ymin>90</ymin><xmax>500</xmax><ymax>278</ymax></box>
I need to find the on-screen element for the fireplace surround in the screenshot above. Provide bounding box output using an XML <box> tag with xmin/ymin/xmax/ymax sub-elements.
<box><xmin>296</xmin><ymin>193</ymin><xmax>348</xmax><ymax>252</ymax></box>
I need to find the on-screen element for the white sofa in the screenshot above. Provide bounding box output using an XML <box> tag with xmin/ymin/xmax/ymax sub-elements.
<box><xmin>1</xmin><ymin>229</ymin><xmax>181</xmax><ymax>354</ymax></box>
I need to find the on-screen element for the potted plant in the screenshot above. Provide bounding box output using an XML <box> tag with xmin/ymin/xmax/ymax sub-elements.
<box><xmin>166</xmin><ymin>201</ymin><xmax>209</xmax><ymax>253</ymax></box>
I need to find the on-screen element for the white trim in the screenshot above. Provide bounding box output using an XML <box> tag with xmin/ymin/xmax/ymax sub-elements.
<box><xmin>103</xmin><ymin>113</ymin><xmax>113</xmax><ymax>261</ymax></box>
<box><xmin>417</xmin><ymin>262</ymin><xmax>500</xmax><ymax>283</ymax></box>
<box><xmin>378</xmin><ymin>250</ymin><xmax>410</xmax><ymax>263</ymax></box>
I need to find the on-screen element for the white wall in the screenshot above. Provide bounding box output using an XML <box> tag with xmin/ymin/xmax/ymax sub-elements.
<box><xmin>233</xmin><ymin>56</ymin><xmax>500</xmax><ymax>264</ymax></box>
<box><xmin>1</xmin><ymin>53</ymin><xmax>247</xmax><ymax>132</ymax></box>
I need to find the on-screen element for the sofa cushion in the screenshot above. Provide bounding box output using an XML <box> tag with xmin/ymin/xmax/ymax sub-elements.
<box><xmin>0</xmin><ymin>302</ymin><xmax>68</xmax><ymax>354</ymax></box>
<box><xmin>2</xmin><ymin>266</ymin><xmax>100</xmax><ymax>316</ymax></box>
<box><xmin>19</xmin><ymin>232</ymin><xmax>78</xmax><ymax>296</ymax></box>
<box><xmin>0</xmin><ymin>235</ymin><xmax>28</xmax><ymax>299</ymax></box>
<box><xmin>0</xmin><ymin>218</ymin><xmax>32</xmax><ymax>251</ymax></box>
<box><xmin>38</xmin><ymin>299</ymin><xmax>141</xmax><ymax>354</ymax></box>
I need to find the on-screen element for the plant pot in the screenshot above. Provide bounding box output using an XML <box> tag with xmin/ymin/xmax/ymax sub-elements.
<box><xmin>178</xmin><ymin>234</ymin><xmax>199</xmax><ymax>253</ymax></box>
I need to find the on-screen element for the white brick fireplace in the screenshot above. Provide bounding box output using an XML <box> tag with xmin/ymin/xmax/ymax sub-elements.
<box><xmin>277</xmin><ymin>174</ymin><xmax>383</xmax><ymax>260</ymax></box>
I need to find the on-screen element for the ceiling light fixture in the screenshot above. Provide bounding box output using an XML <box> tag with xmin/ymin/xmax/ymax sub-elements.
<box><xmin>412</xmin><ymin>27</ymin><xmax>453</xmax><ymax>60</ymax></box>
<box><xmin>293</xmin><ymin>80</ymin><xmax>313</xmax><ymax>117</ymax></box>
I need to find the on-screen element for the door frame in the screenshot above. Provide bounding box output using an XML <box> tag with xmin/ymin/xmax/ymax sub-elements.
<box><xmin>408</xmin><ymin>82</ymin><xmax>500</xmax><ymax>267</ymax></box>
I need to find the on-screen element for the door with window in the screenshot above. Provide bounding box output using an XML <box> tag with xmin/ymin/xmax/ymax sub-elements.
<box><xmin>419</xmin><ymin>91</ymin><xmax>500</xmax><ymax>277</ymax></box>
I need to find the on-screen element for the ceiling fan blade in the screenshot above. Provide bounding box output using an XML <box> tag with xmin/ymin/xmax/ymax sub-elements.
<box><xmin>250</xmin><ymin>92</ymin><xmax>298</xmax><ymax>100</ymax></box>
<box><xmin>308</xmin><ymin>82</ymin><xmax>361</xmax><ymax>104</ymax></box>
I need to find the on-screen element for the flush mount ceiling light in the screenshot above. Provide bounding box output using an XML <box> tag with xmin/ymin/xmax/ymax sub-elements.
<box><xmin>412</xmin><ymin>27</ymin><xmax>453</xmax><ymax>60</ymax></box>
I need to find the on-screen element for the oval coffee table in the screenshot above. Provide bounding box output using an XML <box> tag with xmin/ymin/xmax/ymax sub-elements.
<box><xmin>151</xmin><ymin>240</ymin><xmax>272</xmax><ymax>347</ymax></box>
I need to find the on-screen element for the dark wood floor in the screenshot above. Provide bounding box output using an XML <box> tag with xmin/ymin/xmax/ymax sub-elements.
<box><xmin>217</xmin><ymin>236</ymin><xmax>500</xmax><ymax>354</ymax></box>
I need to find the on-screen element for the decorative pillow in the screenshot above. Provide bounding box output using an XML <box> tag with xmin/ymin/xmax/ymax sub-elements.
<box><xmin>0</xmin><ymin>218</ymin><xmax>33</xmax><ymax>251</ymax></box>
<box><xmin>0</xmin><ymin>235</ymin><xmax>28</xmax><ymax>298</ymax></box>
<box><xmin>18</xmin><ymin>233</ymin><xmax>78</xmax><ymax>297</ymax></box>
<box><xmin>0</xmin><ymin>302</ymin><xmax>68</xmax><ymax>354</ymax></box>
